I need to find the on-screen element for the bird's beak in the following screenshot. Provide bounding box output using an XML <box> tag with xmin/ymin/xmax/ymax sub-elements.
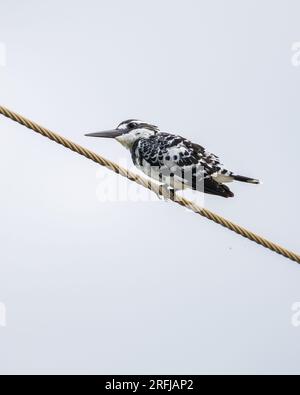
<box><xmin>85</xmin><ymin>129</ymin><xmax>124</xmax><ymax>139</ymax></box>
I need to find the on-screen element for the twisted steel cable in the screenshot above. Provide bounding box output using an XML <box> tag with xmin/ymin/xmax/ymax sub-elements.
<box><xmin>0</xmin><ymin>105</ymin><xmax>299</xmax><ymax>264</ymax></box>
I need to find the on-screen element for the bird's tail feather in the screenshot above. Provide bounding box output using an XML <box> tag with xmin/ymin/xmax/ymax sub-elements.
<box><xmin>204</xmin><ymin>179</ymin><xmax>234</xmax><ymax>198</ymax></box>
<box><xmin>233</xmin><ymin>175</ymin><xmax>260</xmax><ymax>184</ymax></box>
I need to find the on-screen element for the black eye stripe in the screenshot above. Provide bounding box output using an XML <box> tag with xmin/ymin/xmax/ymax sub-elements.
<box><xmin>117</xmin><ymin>120</ymin><xmax>159</xmax><ymax>132</ymax></box>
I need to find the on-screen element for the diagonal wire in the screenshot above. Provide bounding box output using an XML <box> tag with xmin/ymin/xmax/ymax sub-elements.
<box><xmin>0</xmin><ymin>105</ymin><xmax>299</xmax><ymax>264</ymax></box>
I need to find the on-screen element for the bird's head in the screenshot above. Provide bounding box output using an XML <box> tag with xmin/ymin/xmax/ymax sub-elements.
<box><xmin>85</xmin><ymin>119</ymin><xmax>159</xmax><ymax>149</ymax></box>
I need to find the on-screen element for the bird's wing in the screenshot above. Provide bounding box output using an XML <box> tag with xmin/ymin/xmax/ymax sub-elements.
<box><xmin>134</xmin><ymin>133</ymin><xmax>234</xmax><ymax>197</ymax></box>
<box><xmin>136</xmin><ymin>132</ymin><xmax>221</xmax><ymax>178</ymax></box>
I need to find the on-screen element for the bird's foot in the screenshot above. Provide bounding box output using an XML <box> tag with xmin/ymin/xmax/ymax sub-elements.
<box><xmin>158</xmin><ymin>185</ymin><xmax>176</xmax><ymax>202</ymax></box>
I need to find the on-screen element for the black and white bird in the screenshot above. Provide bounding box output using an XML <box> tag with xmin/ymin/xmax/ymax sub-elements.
<box><xmin>85</xmin><ymin>120</ymin><xmax>260</xmax><ymax>198</ymax></box>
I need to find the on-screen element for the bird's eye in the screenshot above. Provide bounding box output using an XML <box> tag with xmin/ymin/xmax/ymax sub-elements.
<box><xmin>128</xmin><ymin>122</ymin><xmax>136</xmax><ymax>129</ymax></box>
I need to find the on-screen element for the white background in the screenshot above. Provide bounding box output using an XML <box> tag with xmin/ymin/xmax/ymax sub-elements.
<box><xmin>0</xmin><ymin>0</ymin><xmax>300</xmax><ymax>374</ymax></box>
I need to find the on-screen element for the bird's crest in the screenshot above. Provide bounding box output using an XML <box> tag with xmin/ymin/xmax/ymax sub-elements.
<box><xmin>117</xmin><ymin>119</ymin><xmax>159</xmax><ymax>132</ymax></box>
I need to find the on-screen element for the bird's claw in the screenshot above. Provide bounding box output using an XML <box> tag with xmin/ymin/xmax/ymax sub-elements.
<box><xmin>158</xmin><ymin>185</ymin><xmax>176</xmax><ymax>202</ymax></box>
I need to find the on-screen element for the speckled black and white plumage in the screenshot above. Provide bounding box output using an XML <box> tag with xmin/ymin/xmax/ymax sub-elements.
<box><xmin>130</xmin><ymin>132</ymin><xmax>236</xmax><ymax>197</ymax></box>
<box><xmin>86</xmin><ymin>120</ymin><xmax>260</xmax><ymax>198</ymax></box>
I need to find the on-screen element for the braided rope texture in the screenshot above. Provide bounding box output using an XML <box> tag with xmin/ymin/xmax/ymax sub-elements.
<box><xmin>0</xmin><ymin>105</ymin><xmax>299</xmax><ymax>264</ymax></box>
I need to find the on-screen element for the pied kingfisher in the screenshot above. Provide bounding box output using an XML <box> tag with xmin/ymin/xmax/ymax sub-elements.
<box><xmin>85</xmin><ymin>120</ymin><xmax>260</xmax><ymax>198</ymax></box>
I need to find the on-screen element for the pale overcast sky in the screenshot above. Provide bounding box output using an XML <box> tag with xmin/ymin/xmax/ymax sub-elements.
<box><xmin>0</xmin><ymin>0</ymin><xmax>300</xmax><ymax>374</ymax></box>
